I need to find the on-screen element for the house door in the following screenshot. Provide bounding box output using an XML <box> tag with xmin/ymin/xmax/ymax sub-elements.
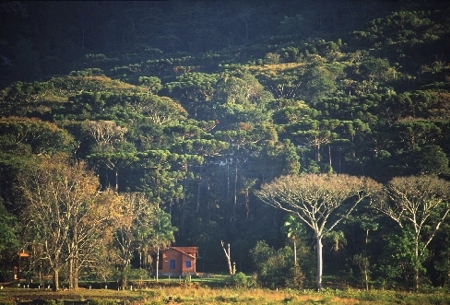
<box><xmin>170</xmin><ymin>260</ymin><xmax>176</xmax><ymax>270</ymax></box>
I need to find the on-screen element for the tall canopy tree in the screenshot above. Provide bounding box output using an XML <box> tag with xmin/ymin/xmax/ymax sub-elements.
<box><xmin>372</xmin><ymin>175</ymin><xmax>450</xmax><ymax>291</ymax></box>
<box><xmin>0</xmin><ymin>117</ymin><xmax>75</xmax><ymax>155</ymax></box>
<box><xmin>255</xmin><ymin>173</ymin><xmax>381</xmax><ymax>290</ymax></box>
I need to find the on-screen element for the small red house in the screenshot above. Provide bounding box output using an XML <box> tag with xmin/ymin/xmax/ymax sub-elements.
<box><xmin>150</xmin><ymin>247</ymin><xmax>198</xmax><ymax>276</ymax></box>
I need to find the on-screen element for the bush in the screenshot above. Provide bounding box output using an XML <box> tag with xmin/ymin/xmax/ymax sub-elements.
<box><xmin>285</xmin><ymin>265</ymin><xmax>305</xmax><ymax>289</ymax></box>
<box><xmin>233</xmin><ymin>272</ymin><xmax>248</xmax><ymax>287</ymax></box>
<box><xmin>250</xmin><ymin>240</ymin><xmax>306</xmax><ymax>289</ymax></box>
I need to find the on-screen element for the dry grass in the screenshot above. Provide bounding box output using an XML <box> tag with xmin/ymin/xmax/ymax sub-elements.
<box><xmin>0</xmin><ymin>287</ymin><xmax>134</xmax><ymax>302</ymax></box>
<box><xmin>0</xmin><ymin>285</ymin><xmax>360</xmax><ymax>305</ymax></box>
<box><xmin>138</xmin><ymin>284</ymin><xmax>361</xmax><ymax>305</ymax></box>
<box><xmin>2</xmin><ymin>284</ymin><xmax>449</xmax><ymax>305</ymax></box>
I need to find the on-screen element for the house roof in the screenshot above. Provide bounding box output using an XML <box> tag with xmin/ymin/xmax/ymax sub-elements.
<box><xmin>170</xmin><ymin>247</ymin><xmax>198</xmax><ymax>259</ymax></box>
<box><xmin>151</xmin><ymin>246</ymin><xmax>198</xmax><ymax>259</ymax></box>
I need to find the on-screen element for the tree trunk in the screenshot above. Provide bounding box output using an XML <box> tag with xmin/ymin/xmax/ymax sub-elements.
<box><xmin>316</xmin><ymin>235</ymin><xmax>323</xmax><ymax>290</ymax></box>
<box><xmin>227</xmin><ymin>157</ymin><xmax>230</xmax><ymax>203</ymax></box>
<box><xmin>73</xmin><ymin>267</ymin><xmax>79</xmax><ymax>290</ymax></box>
<box><xmin>121</xmin><ymin>266</ymin><xmax>128</xmax><ymax>290</ymax></box>
<box><xmin>316</xmin><ymin>143</ymin><xmax>321</xmax><ymax>162</ymax></box>
<box><xmin>328</xmin><ymin>145</ymin><xmax>332</xmax><ymax>170</ymax></box>
<box><xmin>115</xmin><ymin>168</ymin><xmax>119</xmax><ymax>193</ymax></box>
<box><xmin>233</xmin><ymin>160</ymin><xmax>238</xmax><ymax>223</ymax></box>
<box><xmin>52</xmin><ymin>268</ymin><xmax>60</xmax><ymax>291</ymax></box>
<box><xmin>221</xmin><ymin>241</ymin><xmax>234</xmax><ymax>276</ymax></box>
<box><xmin>294</xmin><ymin>240</ymin><xmax>297</xmax><ymax>266</ymax></box>
<box><xmin>72</xmin><ymin>222</ymin><xmax>79</xmax><ymax>290</ymax></box>
<box><xmin>364</xmin><ymin>262</ymin><xmax>369</xmax><ymax>291</ymax></box>
<box><xmin>246</xmin><ymin>188</ymin><xmax>251</xmax><ymax>218</ymax></box>
<box><xmin>196</xmin><ymin>165</ymin><xmax>202</xmax><ymax>213</ymax></box>
<box><xmin>69</xmin><ymin>257</ymin><xmax>74</xmax><ymax>290</ymax></box>
<box><xmin>414</xmin><ymin>239</ymin><xmax>419</xmax><ymax>292</ymax></box>
<box><xmin>156</xmin><ymin>246</ymin><xmax>160</xmax><ymax>281</ymax></box>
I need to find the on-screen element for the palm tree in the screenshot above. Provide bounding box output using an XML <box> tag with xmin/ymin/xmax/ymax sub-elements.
<box><xmin>284</xmin><ymin>214</ymin><xmax>305</xmax><ymax>265</ymax></box>
<box><xmin>325</xmin><ymin>230</ymin><xmax>347</xmax><ymax>252</ymax></box>
<box><xmin>149</xmin><ymin>208</ymin><xmax>177</xmax><ymax>281</ymax></box>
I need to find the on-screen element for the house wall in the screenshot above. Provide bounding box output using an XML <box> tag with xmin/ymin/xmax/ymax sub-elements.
<box><xmin>181</xmin><ymin>254</ymin><xmax>196</xmax><ymax>274</ymax></box>
<box><xmin>161</xmin><ymin>250</ymin><xmax>182</xmax><ymax>275</ymax></box>
<box><xmin>159</xmin><ymin>249</ymin><xmax>197</xmax><ymax>275</ymax></box>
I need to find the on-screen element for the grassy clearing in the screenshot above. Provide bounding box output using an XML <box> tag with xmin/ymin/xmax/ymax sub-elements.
<box><xmin>0</xmin><ymin>285</ymin><xmax>358</xmax><ymax>305</ymax></box>
<box><xmin>2</xmin><ymin>285</ymin><xmax>450</xmax><ymax>305</ymax></box>
<box><xmin>1</xmin><ymin>276</ymin><xmax>450</xmax><ymax>305</ymax></box>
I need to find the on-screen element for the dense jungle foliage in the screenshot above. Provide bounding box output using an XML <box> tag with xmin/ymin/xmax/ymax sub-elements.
<box><xmin>1</xmin><ymin>0</ymin><xmax>450</xmax><ymax>292</ymax></box>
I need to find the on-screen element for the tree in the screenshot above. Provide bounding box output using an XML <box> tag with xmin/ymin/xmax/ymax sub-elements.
<box><xmin>284</xmin><ymin>214</ymin><xmax>305</xmax><ymax>266</ymax></box>
<box><xmin>164</xmin><ymin>72</ymin><xmax>218</xmax><ymax>119</ymax></box>
<box><xmin>287</xmin><ymin>118</ymin><xmax>340</xmax><ymax>164</ymax></box>
<box><xmin>255</xmin><ymin>173</ymin><xmax>381</xmax><ymax>290</ymax></box>
<box><xmin>112</xmin><ymin>192</ymin><xmax>157</xmax><ymax>289</ymax></box>
<box><xmin>416</xmin><ymin>145</ymin><xmax>449</xmax><ymax>175</ymax></box>
<box><xmin>214</xmin><ymin>72</ymin><xmax>273</xmax><ymax>127</ymax></box>
<box><xmin>66</xmin><ymin>188</ymin><xmax>121</xmax><ymax>290</ymax></box>
<box><xmin>83</xmin><ymin>120</ymin><xmax>135</xmax><ymax>192</ymax></box>
<box><xmin>139</xmin><ymin>76</ymin><xmax>162</xmax><ymax>94</ymax></box>
<box><xmin>0</xmin><ymin>117</ymin><xmax>75</xmax><ymax>155</ymax></box>
<box><xmin>128</xmin><ymin>93</ymin><xmax>188</xmax><ymax>125</ymax></box>
<box><xmin>214</xmin><ymin>123</ymin><xmax>278</xmax><ymax>224</ymax></box>
<box><xmin>301</xmin><ymin>58</ymin><xmax>342</xmax><ymax>103</ymax></box>
<box><xmin>16</xmin><ymin>154</ymin><xmax>119</xmax><ymax>290</ymax></box>
<box><xmin>372</xmin><ymin>175</ymin><xmax>450</xmax><ymax>291</ymax></box>
<box><xmin>325</xmin><ymin>230</ymin><xmax>347</xmax><ymax>252</ymax></box>
<box><xmin>378</xmin><ymin>229</ymin><xmax>419</xmax><ymax>291</ymax></box>
<box><xmin>250</xmin><ymin>240</ymin><xmax>304</xmax><ymax>289</ymax></box>
<box><xmin>353</xmin><ymin>217</ymin><xmax>379</xmax><ymax>290</ymax></box>
<box><xmin>138</xmin><ymin>150</ymin><xmax>185</xmax><ymax>208</ymax></box>
<box><xmin>352</xmin><ymin>253</ymin><xmax>371</xmax><ymax>290</ymax></box>
<box><xmin>149</xmin><ymin>208</ymin><xmax>177</xmax><ymax>281</ymax></box>
<box><xmin>220</xmin><ymin>240</ymin><xmax>236</xmax><ymax>276</ymax></box>
<box><xmin>0</xmin><ymin>199</ymin><xmax>19</xmax><ymax>274</ymax></box>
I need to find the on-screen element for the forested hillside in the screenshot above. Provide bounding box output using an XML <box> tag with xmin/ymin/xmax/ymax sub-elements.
<box><xmin>1</xmin><ymin>0</ymin><xmax>450</xmax><ymax>291</ymax></box>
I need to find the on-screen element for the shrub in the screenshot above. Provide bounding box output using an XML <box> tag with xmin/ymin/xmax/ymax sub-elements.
<box><xmin>286</xmin><ymin>265</ymin><xmax>305</xmax><ymax>289</ymax></box>
<box><xmin>233</xmin><ymin>272</ymin><xmax>248</xmax><ymax>287</ymax></box>
<box><xmin>250</xmin><ymin>240</ymin><xmax>306</xmax><ymax>289</ymax></box>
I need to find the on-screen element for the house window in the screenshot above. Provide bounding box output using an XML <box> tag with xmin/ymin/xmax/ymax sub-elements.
<box><xmin>185</xmin><ymin>261</ymin><xmax>192</xmax><ymax>268</ymax></box>
<box><xmin>170</xmin><ymin>260</ymin><xmax>176</xmax><ymax>270</ymax></box>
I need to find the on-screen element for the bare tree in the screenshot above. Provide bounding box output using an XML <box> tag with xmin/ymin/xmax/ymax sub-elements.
<box><xmin>112</xmin><ymin>192</ymin><xmax>159</xmax><ymax>289</ymax></box>
<box><xmin>372</xmin><ymin>175</ymin><xmax>450</xmax><ymax>292</ymax></box>
<box><xmin>238</xmin><ymin>7</ymin><xmax>256</xmax><ymax>41</ymax></box>
<box><xmin>255</xmin><ymin>173</ymin><xmax>381</xmax><ymax>290</ymax></box>
<box><xmin>221</xmin><ymin>240</ymin><xmax>235</xmax><ymax>276</ymax></box>
<box><xmin>66</xmin><ymin>188</ymin><xmax>121</xmax><ymax>290</ymax></box>
<box><xmin>83</xmin><ymin>120</ymin><xmax>132</xmax><ymax>192</ymax></box>
<box><xmin>83</xmin><ymin>120</ymin><xmax>127</xmax><ymax>148</ymax></box>
<box><xmin>17</xmin><ymin>154</ymin><xmax>120</xmax><ymax>290</ymax></box>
